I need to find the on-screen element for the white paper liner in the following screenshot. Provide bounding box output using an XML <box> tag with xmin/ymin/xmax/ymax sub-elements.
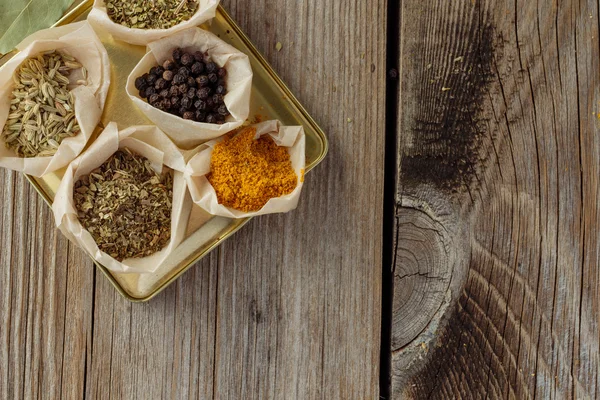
<box><xmin>52</xmin><ymin>122</ymin><xmax>192</xmax><ymax>274</ymax></box>
<box><xmin>126</xmin><ymin>28</ymin><xmax>252</xmax><ymax>149</ymax></box>
<box><xmin>185</xmin><ymin>120</ymin><xmax>305</xmax><ymax>218</ymax></box>
<box><xmin>0</xmin><ymin>21</ymin><xmax>110</xmax><ymax>177</ymax></box>
<box><xmin>87</xmin><ymin>0</ymin><xmax>219</xmax><ymax>46</ymax></box>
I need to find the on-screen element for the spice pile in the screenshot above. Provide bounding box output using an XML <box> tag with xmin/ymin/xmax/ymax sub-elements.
<box><xmin>135</xmin><ymin>47</ymin><xmax>229</xmax><ymax>124</ymax></box>
<box><xmin>2</xmin><ymin>51</ymin><xmax>85</xmax><ymax>157</ymax></box>
<box><xmin>74</xmin><ymin>148</ymin><xmax>173</xmax><ymax>261</ymax></box>
<box><xmin>207</xmin><ymin>127</ymin><xmax>298</xmax><ymax>212</ymax></box>
<box><xmin>105</xmin><ymin>0</ymin><xmax>198</xmax><ymax>30</ymax></box>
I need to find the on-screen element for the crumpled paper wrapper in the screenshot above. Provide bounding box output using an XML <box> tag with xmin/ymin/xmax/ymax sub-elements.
<box><xmin>126</xmin><ymin>28</ymin><xmax>253</xmax><ymax>149</ymax></box>
<box><xmin>0</xmin><ymin>21</ymin><xmax>110</xmax><ymax>177</ymax></box>
<box><xmin>52</xmin><ymin>122</ymin><xmax>192</xmax><ymax>274</ymax></box>
<box><xmin>185</xmin><ymin>120</ymin><xmax>305</xmax><ymax>218</ymax></box>
<box><xmin>87</xmin><ymin>0</ymin><xmax>219</xmax><ymax>46</ymax></box>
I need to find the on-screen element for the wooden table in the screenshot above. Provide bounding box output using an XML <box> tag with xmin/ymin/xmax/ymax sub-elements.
<box><xmin>1</xmin><ymin>1</ymin><xmax>599</xmax><ymax>399</ymax></box>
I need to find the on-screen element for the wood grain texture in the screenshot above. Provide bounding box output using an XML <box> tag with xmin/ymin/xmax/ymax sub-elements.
<box><xmin>0</xmin><ymin>169</ymin><xmax>94</xmax><ymax>400</ymax></box>
<box><xmin>1</xmin><ymin>0</ymin><xmax>385</xmax><ymax>398</ymax></box>
<box><xmin>392</xmin><ymin>0</ymin><xmax>600</xmax><ymax>398</ymax></box>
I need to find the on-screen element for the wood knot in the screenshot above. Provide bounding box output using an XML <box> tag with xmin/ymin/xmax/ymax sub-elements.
<box><xmin>392</xmin><ymin>208</ymin><xmax>452</xmax><ymax>350</ymax></box>
<box><xmin>391</xmin><ymin>192</ymin><xmax>471</xmax><ymax>392</ymax></box>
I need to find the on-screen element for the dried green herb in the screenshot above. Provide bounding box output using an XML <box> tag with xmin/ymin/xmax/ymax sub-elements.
<box><xmin>2</xmin><ymin>50</ymin><xmax>85</xmax><ymax>158</ymax></box>
<box><xmin>73</xmin><ymin>148</ymin><xmax>173</xmax><ymax>261</ymax></box>
<box><xmin>105</xmin><ymin>0</ymin><xmax>199</xmax><ymax>30</ymax></box>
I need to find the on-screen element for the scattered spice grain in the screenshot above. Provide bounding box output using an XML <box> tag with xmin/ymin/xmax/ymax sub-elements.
<box><xmin>207</xmin><ymin>127</ymin><xmax>297</xmax><ymax>212</ymax></box>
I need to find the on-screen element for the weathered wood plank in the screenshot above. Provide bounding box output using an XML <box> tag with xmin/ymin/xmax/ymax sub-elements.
<box><xmin>0</xmin><ymin>2</ymin><xmax>386</xmax><ymax>400</ymax></box>
<box><xmin>392</xmin><ymin>0</ymin><xmax>600</xmax><ymax>398</ymax></box>
<box><xmin>0</xmin><ymin>169</ymin><xmax>94</xmax><ymax>400</ymax></box>
<box><xmin>86</xmin><ymin>0</ymin><xmax>385</xmax><ymax>398</ymax></box>
<box><xmin>87</xmin><ymin>253</ymin><xmax>218</xmax><ymax>400</ymax></box>
<box><xmin>211</xmin><ymin>0</ymin><xmax>385</xmax><ymax>398</ymax></box>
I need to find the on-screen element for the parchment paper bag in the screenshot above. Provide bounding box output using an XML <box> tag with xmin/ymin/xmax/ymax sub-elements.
<box><xmin>126</xmin><ymin>28</ymin><xmax>252</xmax><ymax>149</ymax></box>
<box><xmin>88</xmin><ymin>0</ymin><xmax>219</xmax><ymax>46</ymax></box>
<box><xmin>0</xmin><ymin>21</ymin><xmax>110</xmax><ymax>177</ymax></box>
<box><xmin>52</xmin><ymin>122</ymin><xmax>192</xmax><ymax>274</ymax></box>
<box><xmin>185</xmin><ymin>120</ymin><xmax>305</xmax><ymax>218</ymax></box>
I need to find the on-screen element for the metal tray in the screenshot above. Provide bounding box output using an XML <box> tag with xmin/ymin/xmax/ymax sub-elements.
<box><xmin>0</xmin><ymin>0</ymin><xmax>328</xmax><ymax>302</ymax></box>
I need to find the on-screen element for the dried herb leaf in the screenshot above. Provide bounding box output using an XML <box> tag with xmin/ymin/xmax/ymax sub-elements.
<box><xmin>105</xmin><ymin>0</ymin><xmax>198</xmax><ymax>30</ymax></box>
<box><xmin>0</xmin><ymin>0</ymin><xmax>74</xmax><ymax>55</ymax></box>
<box><xmin>73</xmin><ymin>148</ymin><xmax>173</xmax><ymax>261</ymax></box>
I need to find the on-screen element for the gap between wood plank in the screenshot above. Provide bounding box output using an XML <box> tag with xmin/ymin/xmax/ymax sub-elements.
<box><xmin>380</xmin><ymin>0</ymin><xmax>401</xmax><ymax>398</ymax></box>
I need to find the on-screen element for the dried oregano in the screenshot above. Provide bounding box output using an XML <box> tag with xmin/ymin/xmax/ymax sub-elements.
<box><xmin>105</xmin><ymin>0</ymin><xmax>199</xmax><ymax>30</ymax></box>
<box><xmin>2</xmin><ymin>50</ymin><xmax>86</xmax><ymax>158</ymax></box>
<box><xmin>73</xmin><ymin>148</ymin><xmax>173</xmax><ymax>261</ymax></box>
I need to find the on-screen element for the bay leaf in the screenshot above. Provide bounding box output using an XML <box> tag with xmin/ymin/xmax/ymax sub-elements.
<box><xmin>0</xmin><ymin>0</ymin><xmax>75</xmax><ymax>55</ymax></box>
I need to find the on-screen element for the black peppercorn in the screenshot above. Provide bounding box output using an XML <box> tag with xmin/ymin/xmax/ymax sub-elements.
<box><xmin>191</xmin><ymin>62</ymin><xmax>204</xmax><ymax>75</ymax></box>
<box><xmin>197</xmin><ymin>87</ymin><xmax>210</xmax><ymax>99</ymax></box>
<box><xmin>172</xmin><ymin>74</ymin><xmax>185</xmax><ymax>85</ymax></box>
<box><xmin>181</xmin><ymin>52</ymin><xmax>194</xmax><ymax>66</ymax></box>
<box><xmin>194</xmin><ymin>99</ymin><xmax>206</xmax><ymax>110</ymax></box>
<box><xmin>195</xmin><ymin>110</ymin><xmax>206</xmax><ymax>121</ymax></box>
<box><xmin>155</xmin><ymin>78</ymin><xmax>167</xmax><ymax>90</ymax></box>
<box><xmin>206</xmin><ymin>62</ymin><xmax>217</xmax><ymax>73</ymax></box>
<box><xmin>137</xmin><ymin>51</ymin><xmax>230</xmax><ymax>120</ymax></box>
<box><xmin>146</xmin><ymin>74</ymin><xmax>157</xmax><ymax>85</ymax></box>
<box><xmin>149</xmin><ymin>93</ymin><xmax>160</xmax><ymax>104</ymax></box>
<box><xmin>178</xmin><ymin>67</ymin><xmax>190</xmax><ymax>79</ymax></box>
<box><xmin>217</xmin><ymin>104</ymin><xmax>229</xmax><ymax>116</ymax></box>
<box><xmin>135</xmin><ymin>76</ymin><xmax>147</xmax><ymax>90</ymax></box>
<box><xmin>153</xmin><ymin>66</ymin><xmax>165</xmax><ymax>76</ymax></box>
<box><xmin>144</xmin><ymin>86</ymin><xmax>156</xmax><ymax>97</ymax></box>
<box><xmin>172</xmin><ymin>47</ymin><xmax>183</xmax><ymax>62</ymax></box>
<box><xmin>205</xmin><ymin>114</ymin><xmax>216</xmax><ymax>124</ymax></box>
<box><xmin>159</xmin><ymin>99</ymin><xmax>170</xmax><ymax>111</ymax></box>
<box><xmin>196</xmin><ymin>75</ymin><xmax>209</xmax><ymax>87</ymax></box>
<box><xmin>163</xmin><ymin>59</ymin><xmax>175</xmax><ymax>70</ymax></box>
<box><xmin>181</xmin><ymin>96</ymin><xmax>192</xmax><ymax>109</ymax></box>
<box><xmin>163</xmin><ymin>70</ymin><xmax>174</xmax><ymax>81</ymax></box>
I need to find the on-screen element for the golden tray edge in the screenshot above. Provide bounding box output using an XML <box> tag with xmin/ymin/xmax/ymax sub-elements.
<box><xmin>17</xmin><ymin>0</ymin><xmax>328</xmax><ymax>302</ymax></box>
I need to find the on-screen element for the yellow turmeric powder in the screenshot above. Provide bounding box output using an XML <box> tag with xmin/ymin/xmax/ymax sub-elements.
<box><xmin>207</xmin><ymin>127</ymin><xmax>298</xmax><ymax>212</ymax></box>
